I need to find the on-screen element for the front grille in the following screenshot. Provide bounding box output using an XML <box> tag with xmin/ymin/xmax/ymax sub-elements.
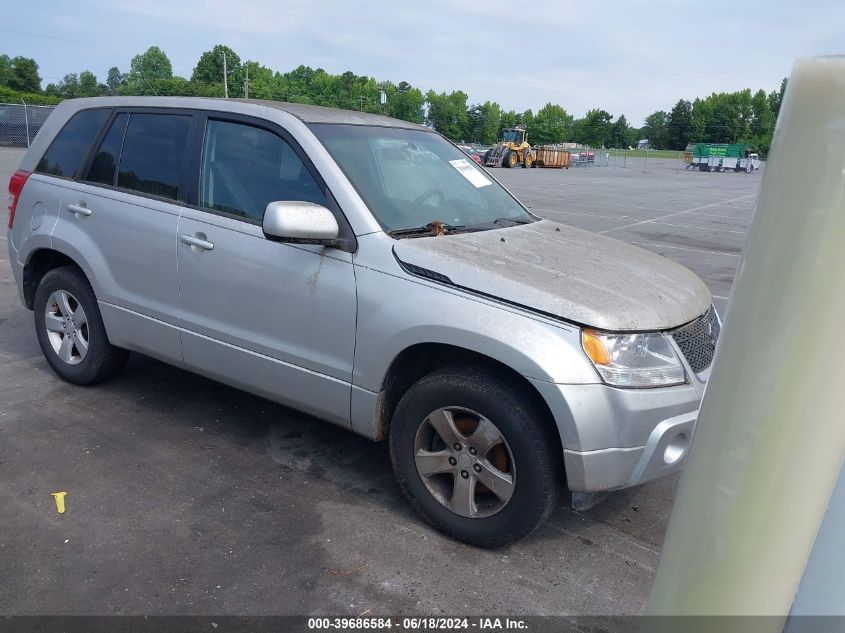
<box><xmin>671</xmin><ymin>305</ymin><xmax>721</xmax><ymax>374</ymax></box>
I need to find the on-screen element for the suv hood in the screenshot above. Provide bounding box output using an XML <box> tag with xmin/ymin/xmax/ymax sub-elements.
<box><xmin>392</xmin><ymin>220</ymin><xmax>711</xmax><ymax>331</ymax></box>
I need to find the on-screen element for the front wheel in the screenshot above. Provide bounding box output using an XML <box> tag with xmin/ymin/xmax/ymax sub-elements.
<box><xmin>34</xmin><ymin>266</ymin><xmax>129</xmax><ymax>385</ymax></box>
<box><xmin>389</xmin><ymin>366</ymin><xmax>563</xmax><ymax>547</ymax></box>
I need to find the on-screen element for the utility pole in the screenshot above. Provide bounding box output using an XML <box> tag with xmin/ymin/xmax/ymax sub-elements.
<box><xmin>358</xmin><ymin>95</ymin><xmax>365</xmax><ymax>111</ymax></box>
<box><xmin>243</xmin><ymin>65</ymin><xmax>249</xmax><ymax>99</ymax></box>
<box><xmin>222</xmin><ymin>50</ymin><xmax>229</xmax><ymax>98</ymax></box>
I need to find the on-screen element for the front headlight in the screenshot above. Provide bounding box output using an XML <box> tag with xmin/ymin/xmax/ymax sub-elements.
<box><xmin>581</xmin><ymin>329</ymin><xmax>686</xmax><ymax>388</ymax></box>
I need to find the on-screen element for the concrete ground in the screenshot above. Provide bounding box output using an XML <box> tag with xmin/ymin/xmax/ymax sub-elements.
<box><xmin>0</xmin><ymin>148</ymin><xmax>760</xmax><ymax>616</ymax></box>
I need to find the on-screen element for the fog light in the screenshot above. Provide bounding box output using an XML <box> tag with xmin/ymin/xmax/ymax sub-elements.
<box><xmin>664</xmin><ymin>433</ymin><xmax>689</xmax><ymax>464</ymax></box>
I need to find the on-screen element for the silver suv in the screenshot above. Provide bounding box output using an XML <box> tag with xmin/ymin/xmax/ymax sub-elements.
<box><xmin>6</xmin><ymin>97</ymin><xmax>719</xmax><ymax>546</ymax></box>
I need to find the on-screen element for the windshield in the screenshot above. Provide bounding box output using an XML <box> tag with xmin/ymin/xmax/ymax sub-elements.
<box><xmin>310</xmin><ymin>124</ymin><xmax>533</xmax><ymax>234</ymax></box>
<box><xmin>502</xmin><ymin>129</ymin><xmax>522</xmax><ymax>143</ymax></box>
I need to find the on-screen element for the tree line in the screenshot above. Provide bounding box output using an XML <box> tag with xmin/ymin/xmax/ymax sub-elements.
<box><xmin>1</xmin><ymin>46</ymin><xmax>785</xmax><ymax>154</ymax></box>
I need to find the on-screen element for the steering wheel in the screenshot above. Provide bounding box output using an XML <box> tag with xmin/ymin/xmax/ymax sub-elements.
<box><xmin>414</xmin><ymin>187</ymin><xmax>446</xmax><ymax>208</ymax></box>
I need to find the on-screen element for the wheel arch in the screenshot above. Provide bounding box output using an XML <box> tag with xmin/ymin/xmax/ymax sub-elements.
<box><xmin>22</xmin><ymin>247</ymin><xmax>91</xmax><ymax>310</ymax></box>
<box><xmin>373</xmin><ymin>342</ymin><xmax>565</xmax><ymax>468</ymax></box>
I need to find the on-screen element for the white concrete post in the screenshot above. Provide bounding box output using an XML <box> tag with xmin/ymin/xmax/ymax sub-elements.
<box><xmin>646</xmin><ymin>56</ymin><xmax>845</xmax><ymax>623</ymax></box>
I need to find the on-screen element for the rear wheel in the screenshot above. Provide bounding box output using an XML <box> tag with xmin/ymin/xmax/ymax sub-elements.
<box><xmin>389</xmin><ymin>366</ymin><xmax>563</xmax><ymax>547</ymax></box>
<box><xmin>34</xmin><ymin>266</ymin><xmax>129</xmax><ymax>385</ymax></box>
<box><xmin>522</xmin><ymin>152</ymin><xmax>532</xmax><ymax>168</ymax></box>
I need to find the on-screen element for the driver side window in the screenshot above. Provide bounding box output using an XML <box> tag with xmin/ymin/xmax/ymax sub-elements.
<box><xmin>199</xmin><ymin>120</ymin><xmax>326</xmax><ymax>223</ymax></box>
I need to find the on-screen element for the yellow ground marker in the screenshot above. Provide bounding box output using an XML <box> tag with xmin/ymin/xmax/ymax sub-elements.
<box><xmin>51</xmin><ymin>492</ymin><xmax>67</xmax><ymax>514</ymax></box>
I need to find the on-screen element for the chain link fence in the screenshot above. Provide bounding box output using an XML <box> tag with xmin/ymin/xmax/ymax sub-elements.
<box><xmin>568</xmin><ymin>148</ymin><xmax>687</xmax><ymax>171</ymax></box>
<box><xmin>0</xmin><ymin>103</ymin><xmax>56</xmax><ymax>148</ymax></box>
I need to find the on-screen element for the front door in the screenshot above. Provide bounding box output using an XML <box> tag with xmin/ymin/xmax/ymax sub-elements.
<box><xmin>176</xmin><ymin>116</ymin><xmax>357</xmax><ymax>427</ymax></box>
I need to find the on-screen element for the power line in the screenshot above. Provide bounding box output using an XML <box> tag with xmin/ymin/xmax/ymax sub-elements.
<box><xmin>0</xmin><ymin>26</ymin><xmax>82</xmax><ymax>43</ymax></box>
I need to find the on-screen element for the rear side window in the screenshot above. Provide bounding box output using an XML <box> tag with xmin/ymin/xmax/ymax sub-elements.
<box><xmin>117</xmin><ymin>113</ymin><xmax>191</xmax><ymax>200</ymax></box>
<box><xmin>85</xmin><ymin>113</ymin><xmax>128</xmax><ymax>186</ymax></box>
<box><xmin>199</xmin><ymin>119</ymin><xmax>326</xmax><ymax>223</ymax></box>
<box><xmin>35</xmin><ymin>109</ymin><xmax>111</xmax><ymax>178</ymax></box>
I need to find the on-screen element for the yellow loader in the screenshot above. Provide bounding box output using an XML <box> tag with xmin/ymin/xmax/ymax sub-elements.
<box><xmin>484</xmin><ymin>127</ymin><xmax>535</xmax><ymax>168</ymax></box>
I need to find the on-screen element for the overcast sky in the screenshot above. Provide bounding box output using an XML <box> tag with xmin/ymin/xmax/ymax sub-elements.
<box><xmin>4</xmin><ymin>0</ymin><xmax>843</xmax><ymax>125</ymax></box>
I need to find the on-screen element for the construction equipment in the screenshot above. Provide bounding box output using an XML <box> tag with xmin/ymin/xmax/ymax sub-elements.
<box><xmin>484</xmin><ymin>127</ymin><xmax>534</xmax><ymax>168</ymax></box>
<box><xmin>685</xmin><ymin>143</ymin><xmax>760</xmax><ymax>172</ymax></box>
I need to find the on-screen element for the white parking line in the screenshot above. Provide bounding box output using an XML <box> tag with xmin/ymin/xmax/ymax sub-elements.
<box><xmin>678</xmin><ymin>209</ymin><xmax>754</xmax><ymax>219</ymax></box>
<box><xmin>598</xmin><ymin>193</ymin><xmax>757</xmax><ymax>234</ymax></box>
<box><xmin>656</xmin><ymin>222</ymin><xmax>748</xmax><ymax>235</ymax></box>
<box><xmin>551</xmin><ymin>210</ymin><xmax>633</xmax><ymax>221</ymax></box>
<box><xmin>627</xmin><ymin>241</ymin><xmax>742</xmax><ymax>257</ymax></box>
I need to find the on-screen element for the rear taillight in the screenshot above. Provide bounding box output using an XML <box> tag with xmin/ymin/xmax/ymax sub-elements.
<box><xmin>7</xmin><ymin>170</ymin><xmax>31</xmax><ymax>229</ymax></box>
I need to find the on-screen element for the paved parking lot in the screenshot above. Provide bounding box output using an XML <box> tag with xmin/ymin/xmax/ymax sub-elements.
<box><xmin>0</xmin><ymin>148</ymin><xmax>760</xmax><ymax>616</ymax></box>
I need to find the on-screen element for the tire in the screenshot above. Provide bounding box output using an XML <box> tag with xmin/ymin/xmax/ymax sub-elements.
<box><xmin>389</xmin><ymin>365</ymin><xmax>563</xmax><ymax>548</ymax></box>
<box><xmin>502</xmin><ymin>149</ymin><xmax>515</xmax><ymax>168</ymax></box>
<box><xmin>522</xmin><ymin>152</ymin><xmax>532</xmax><ymax>168</ymax></box>
<box><xmin>34</xmin><ymin>266</ymin><xmax>129</xmax><ymax>385</ymax></box>
<box><xmin>483</xmin><ymin>150</ymin><xmax>492</xmax><ymax>166</ymax></box>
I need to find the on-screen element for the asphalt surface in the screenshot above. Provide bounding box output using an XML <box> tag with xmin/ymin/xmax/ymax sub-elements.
<box><xmin>0</xmin><ymin>147</ymin><xmax>760</xmax><ymax>616</ymax></box>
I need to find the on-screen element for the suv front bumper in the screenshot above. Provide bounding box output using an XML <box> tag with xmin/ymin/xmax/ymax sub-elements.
<box><xmin>530</xmin><ymin>367</ymin><xmax>709</xmax><ymax>492</ymax></box>
<box><xmin>562</xmin><ymin>409</ymin><xmax>697</xmax><ymax>491</ymax></box>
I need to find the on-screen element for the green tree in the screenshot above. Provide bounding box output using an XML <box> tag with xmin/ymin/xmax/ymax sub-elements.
<box><xmin>643</xmin><ymin>110</ymin><xmax>669</xmax><ymax>148</ymax></box>
<box><xmin>520</xmin><ymin>109</ymin><xmax>534</xmax><ymax>137</ymax></box>
<box><xmin>425</xmin><ymin>90</ymin><xmax>469</xmax><ymax>140</ymax></box>
<box><xmin>192</xmin><ymin>45</ymin><xmax>241</xmax><ymax>93</ymax></box>
<box><xmin>0</xmin><ymin>55</ymin><xmax>12</xmax><ymax>88</ymax></box>
<box><xmin>240</xmin><ymin>61</ymin><xmax>275</xmax><ymax>99</ymax></box>
<box><xmin>667</xmin><ymin>99</ymin><xmax>693</xmax><ymax>150</ymax></box>
<box><xmin>499</xmin><ymin>110</ymin><xmax>517</xmax><ymax>132</ymax></box>
<box><xmin>126</xmin><ymin>46</ymin><xmax>173</xmax><ymax>94</ymax></box>
<box><xmin>750</xmin><ymin>89</ymin><xmax>774</xmax><ymax>137</ymax></box>
<box><xmin>78</xmin><ymin>70</ymin><xmax>99</xmax><ymax>97</ymax></box>
<box><xmin>106</xmin><ymin>67</ymin><xmax>124</xmax><ymax>94</ymax></box>
<box><xmin>51</xmin><ymin>73</ymin><xmax>80</xmax><ymax>99</ymax></box>
<box><xmin>530</xmin><ymin>103</ymin><xmax>572</xmax><ymax>145</ymax></box>
<box><xmin>768</xmin><ymin>77</ymin><xmax>787</xmax><ymax>123</ymax></box>
<box><xmin>387</xmin><ymin>81</ymin><xmax>425</xmax><ymax>124</ymax></box>
<box><xmin>609</xmin><ymin>114</ymin><xmax>632</xmax><ymax>148</ymax></box>
<box><xmin>467</xmin><ymin>104</ymin><xmax>485</xmax><ymax>143</ymax></box>
<box><xmin>8</xmin><ymin>56</ymin><xmax>41</xmax><ymax>92</ymax></box>
<box><xmin>575</xmin><ymin>109</ymin><xmax>613</xmax><ymax>147</ymax></box>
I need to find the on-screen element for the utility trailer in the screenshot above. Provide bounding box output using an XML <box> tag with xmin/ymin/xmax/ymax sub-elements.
<box><xmin>685</xmin><ymin>143</ymin><xmax>759</xmax><ymax>172</ymax></box>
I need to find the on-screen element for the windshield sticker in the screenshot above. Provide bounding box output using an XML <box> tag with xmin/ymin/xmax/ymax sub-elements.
<box><xmin>449</xmin><ymin>159</ymin><xmax>492</xmax><ymax>188</ymax></box>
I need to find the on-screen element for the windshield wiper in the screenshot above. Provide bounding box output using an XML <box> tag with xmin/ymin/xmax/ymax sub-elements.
<box><xmin>388</xmin><ymin>221</ymin><xmax>467</xmax><ymax>238</ymax></box>
<box><xmin>492</xmin><ymin>216</ymin><xmax>533</xmax><ymax>227</ymax></box>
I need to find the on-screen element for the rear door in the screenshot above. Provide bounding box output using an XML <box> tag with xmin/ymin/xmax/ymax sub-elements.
<box><xmin>52</xmin><ymin>109</ymin><xmax>196</xmax><ymax>365</ymax></box>
<box><xmin>176</xmin><ymin>114</ymin><xmax>357</xmax><ymax>427</ymax></box>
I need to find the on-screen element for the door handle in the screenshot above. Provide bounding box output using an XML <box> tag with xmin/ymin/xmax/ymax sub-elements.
<box><xmin>67</xmin><ymin>203</ymin><xmax>92</xmax><ymax>217</ymax></box>
<box><xmin>180</xmin><ymin>233</ymin><xmax>214</xmax><ymax>251</ymax></box>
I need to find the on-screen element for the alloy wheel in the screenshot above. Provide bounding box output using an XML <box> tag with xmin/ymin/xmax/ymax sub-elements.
<box><xmin>413</xmin><ymin>407</ymin><xmax>515</xmax><ymax>518</ymax></box>
<box><xmin>44</xmin><ymin>290</ymin><xmax>89</xmax><ymax>365</ymax></box>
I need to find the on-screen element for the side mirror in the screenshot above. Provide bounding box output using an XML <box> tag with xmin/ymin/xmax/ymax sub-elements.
<box><xmin>263</xmin><ymin>201</ymin><xmax>340</xmax><ymax>246</ymax></box>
